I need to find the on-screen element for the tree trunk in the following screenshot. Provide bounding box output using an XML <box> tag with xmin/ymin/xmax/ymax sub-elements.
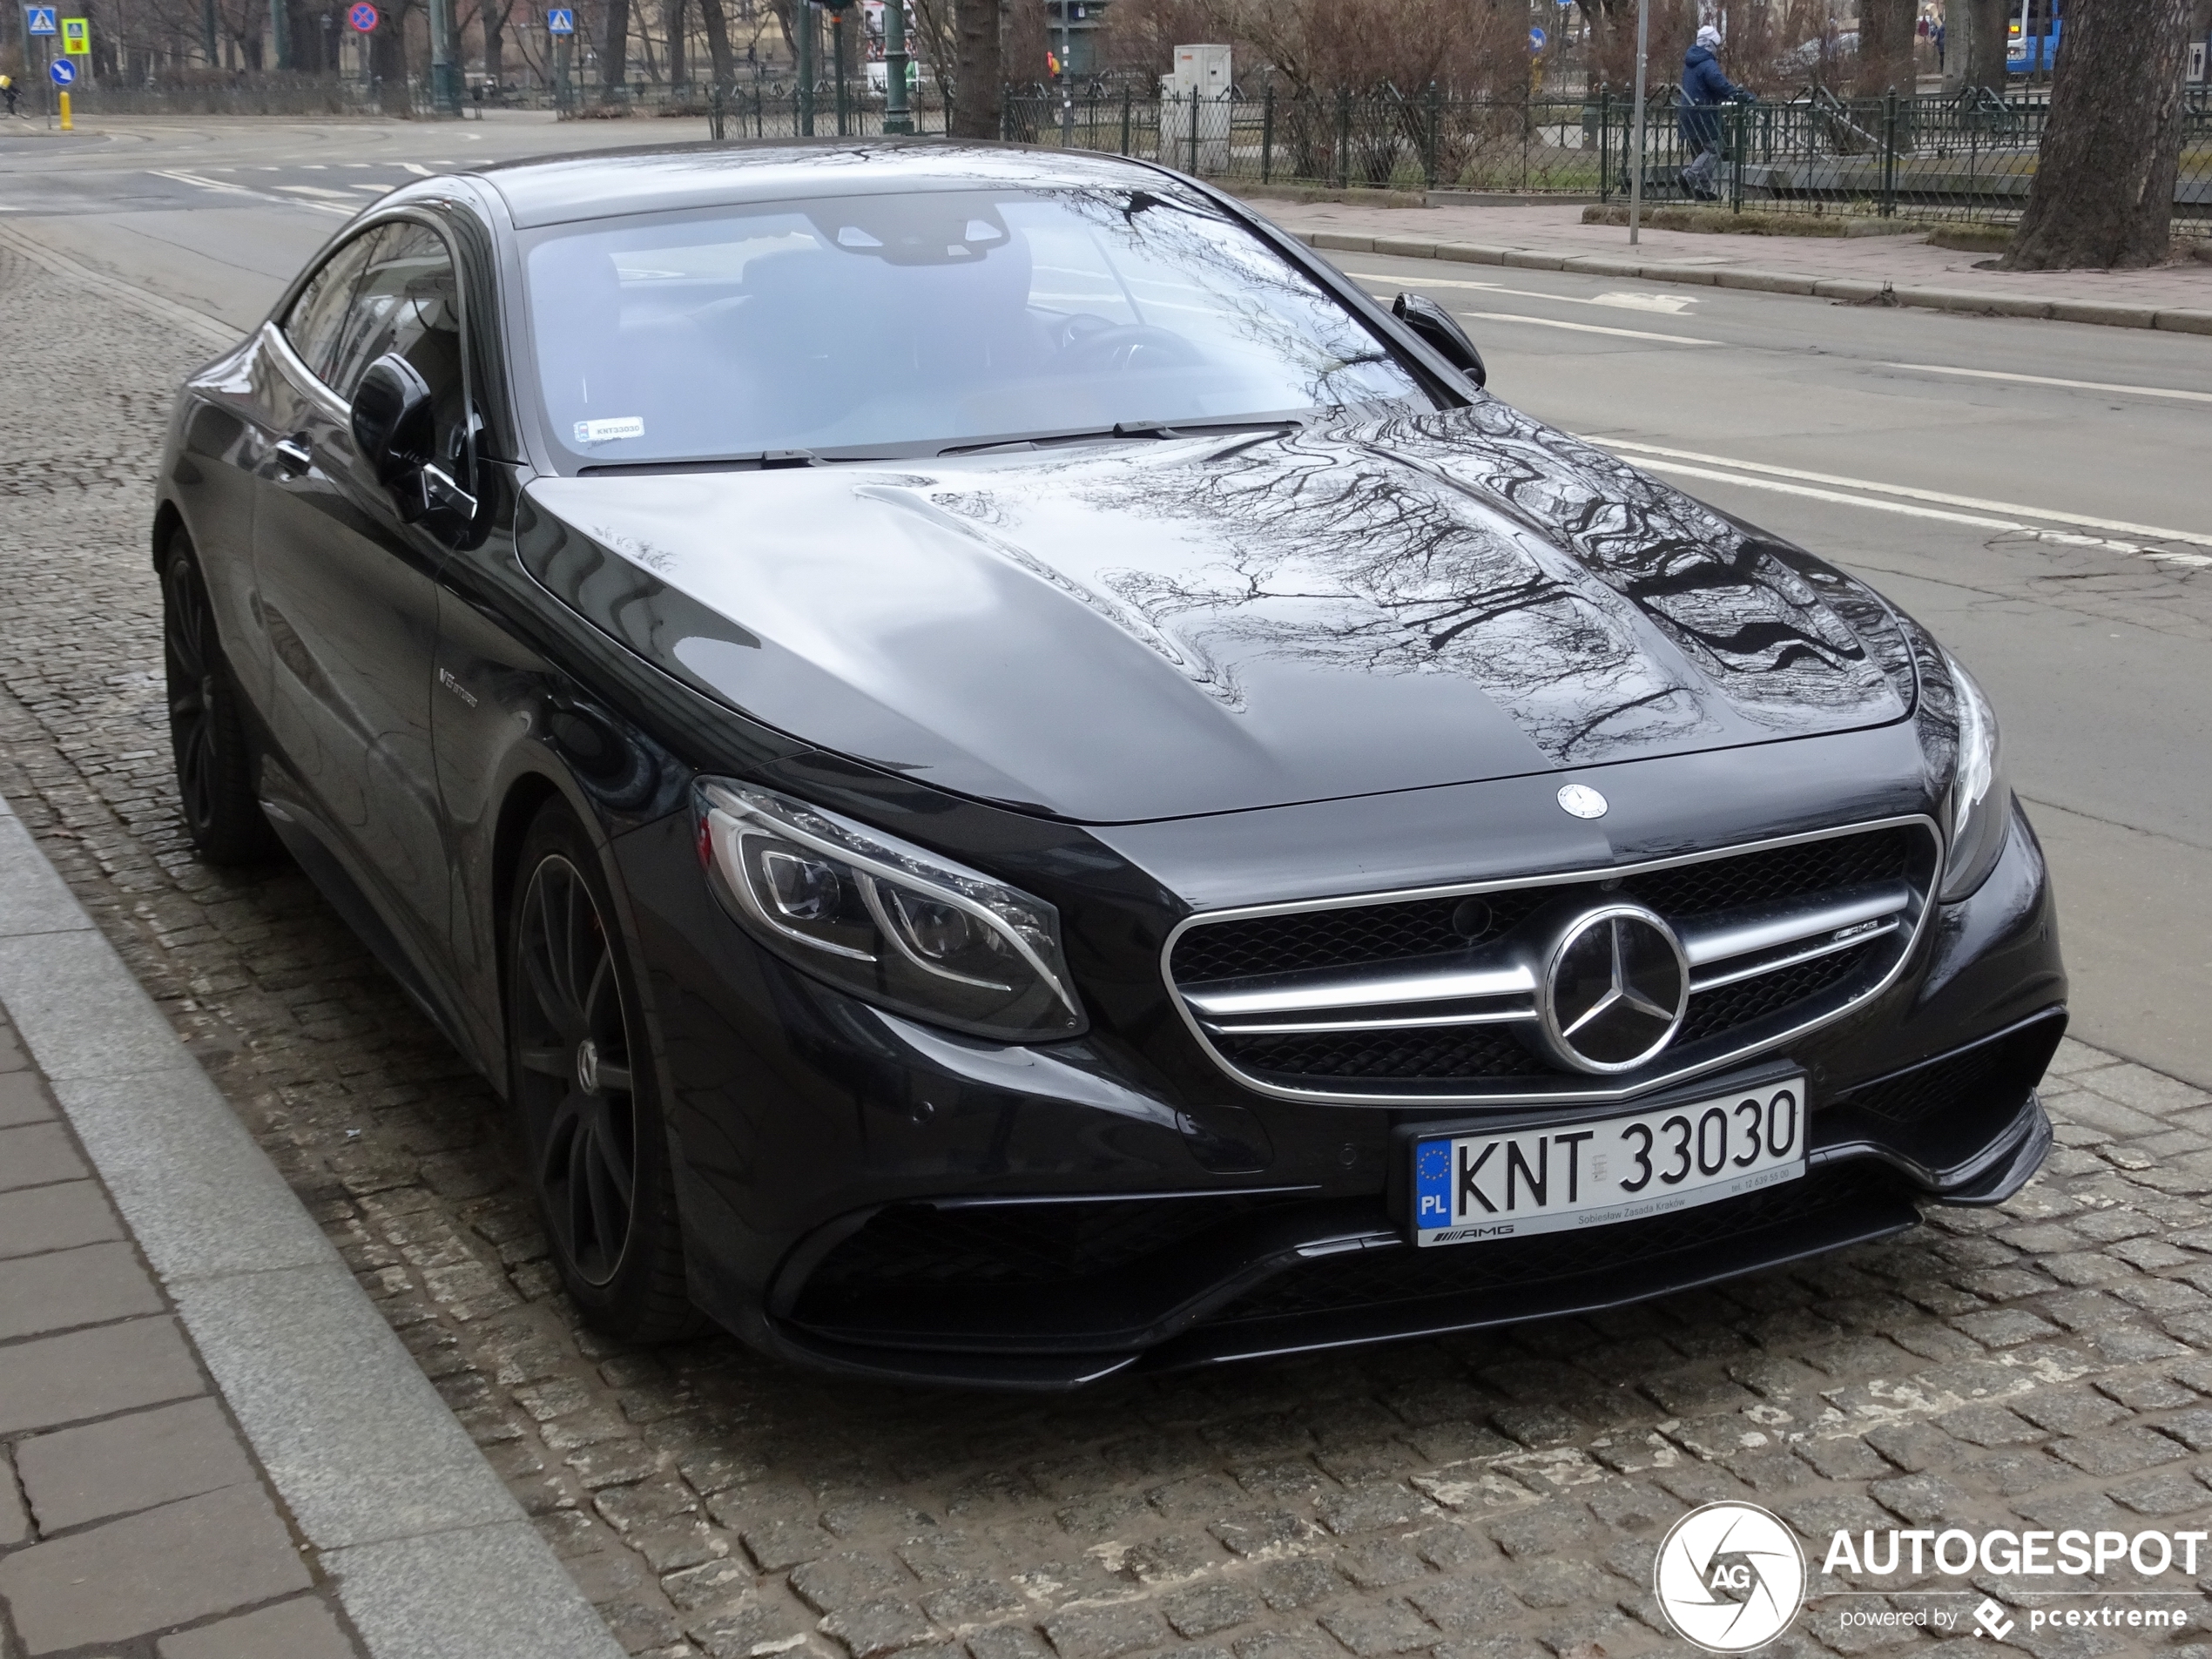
<box><xmin>484</xmin><ymin>0</ymin><xmax>509</xmax><ymax>83</ymax></box>
<box><xmin>1004</xmin><ymin>0</ymin><xmax>1043</xmax><ymax>80</ymax></box>
<box><xmin>698</xmin><ymin>0</ymin><xmax>733</xmax><ymax>82</ymax></box>
<box><xmin>371</xmin><ymin>0</ymin><xmax>412</xmax><ymax>109</ymax></box>
<box><xmin>2004</xmin><ymin>0</ymin><xmax>2192</xmax><ymax>266</ymax></box>
<box><xmin>665</xmin><ymin>0</ymin><xmax>686</xmax><ymax>84</ymax></box>
<box><xmin>603</xmin><ymin>0</ymin><xmax>630</xmax><ymax>93</ymax></box>
<box><xmin>1858</xmin><ymin>0</ymin><xmax>1915</xmax><ymax>96</ymax></box>
<box><xmin>1951</xmin><ymin>0</ymin><xmax>2010</xmax><ymax>90</ymax></box>
<box><xmin>949</xmin><ymin>0</ymin><xmax>999</xmax><ymax>136</ymax></box>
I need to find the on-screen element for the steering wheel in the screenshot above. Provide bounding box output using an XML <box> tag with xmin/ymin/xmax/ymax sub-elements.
<box><xmin>1059</xmin><ymin>323</ymin><xmax>1202</xmax><ymax>373</ymax></box>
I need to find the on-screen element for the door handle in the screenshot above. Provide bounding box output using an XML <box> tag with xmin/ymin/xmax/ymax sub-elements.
<box><xmin>272</xmin><ymin>435</ymin><xmax>313</xmax><ymax>474</ymax></box>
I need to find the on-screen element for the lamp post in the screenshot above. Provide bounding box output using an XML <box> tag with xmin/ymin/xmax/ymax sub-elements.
<box><xmin>797</xmin><ymin>0</ymin><xmax>813</xmax><ymax>133</ymax></box>
<box><xmin>427</xmin><ymin>0</ymin><xmax>458</xmax><ymax>111</ymax></box>
<box><xmin>882</xmin><ymin>0</ymin><xmax>910</xmax><ymax>132</ymax></box>
<box><xmin>1057</xmin><ymin>0</ymin><xmax>1070</xmax><ymax>145</ymax></box>
<box><xmin>1627</xmin><ymin>0</ymin><xmax>1649</xmax><ymax>245</ymax></box>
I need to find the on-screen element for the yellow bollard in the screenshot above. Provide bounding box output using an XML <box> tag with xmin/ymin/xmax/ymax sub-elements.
<box><xmin>57</xmin><ymin>91</ymin><xmax>71</xmax><ymax>130</ymax></box>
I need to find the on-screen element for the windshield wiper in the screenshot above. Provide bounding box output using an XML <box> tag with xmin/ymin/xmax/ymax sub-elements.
<box><xmin>936</xmin><ymin>417</ymin><xmax>1302</xmax><ymax>457</ymax></box>
<box><xmin>577</xmin><ymin>448</ymin><xmax>900</xmax><ymax>475</ymax></box>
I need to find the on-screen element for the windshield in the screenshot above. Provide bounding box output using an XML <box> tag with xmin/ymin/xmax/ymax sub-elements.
<box><xmin>522</xmin><ymin>185</ymin><xmax>1433</xmax><ymax>468</ymax></box>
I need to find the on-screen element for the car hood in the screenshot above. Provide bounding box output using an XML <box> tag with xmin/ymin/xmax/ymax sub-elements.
<box><xmin>520</xmin><ymin>401</ymin><xmax>1914</xmax><ymax>823</ymax></box>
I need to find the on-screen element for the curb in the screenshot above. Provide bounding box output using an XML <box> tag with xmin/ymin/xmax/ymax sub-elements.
<box><xmin>1289</xmin><ymin>229</ymin><xmax>2212</xmax><ymax>335</ymax></box>
<box><xmin>0</xmin><ymin>220</ymin><xmax>241</xmax><ymax>353</ymax></box>
<box><xmin>0</xmin><ymin>793</ymin><xmax>624</xmax><ymax>1659</ymax></box>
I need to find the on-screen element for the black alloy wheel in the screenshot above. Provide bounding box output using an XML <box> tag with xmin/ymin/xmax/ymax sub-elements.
<box><xmin>161</xmin><ymin>537</ymin><xmax>278</xmax><ymax>865</ymax></box>
<box><xmin>508</xmin><ymin>802</ymin><xmax>695</xmax><ymax>1339</ymax></box>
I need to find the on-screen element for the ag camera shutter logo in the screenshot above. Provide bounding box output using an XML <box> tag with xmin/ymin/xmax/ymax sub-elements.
<box><xmin>1653</xmin><ymin>1501</ymin><xmax>1806</xmax><ymax>1652</ymax></box>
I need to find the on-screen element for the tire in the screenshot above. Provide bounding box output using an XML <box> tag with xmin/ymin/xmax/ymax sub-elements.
<box><xmin>507</xmin><ymin>799</ymin><xmax>698</xmax><ymax>1343</ymax></box>
<box><xmin>161</xmin><ymin>536</ymin><xmax>280</xmax><ymax>866</ymax></box>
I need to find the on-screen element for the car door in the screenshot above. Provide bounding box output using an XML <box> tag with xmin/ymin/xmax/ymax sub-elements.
<box><xmin>252</xmin><ymin>218</ymin><xmax>468</xmax><ymax>988</ymax></box>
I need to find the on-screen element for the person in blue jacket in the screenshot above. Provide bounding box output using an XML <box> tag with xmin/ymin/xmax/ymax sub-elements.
<box><xmin>1678</xmin><ymin>24</ymin><xmax>1751</xmax><ymax>199</ymax></box>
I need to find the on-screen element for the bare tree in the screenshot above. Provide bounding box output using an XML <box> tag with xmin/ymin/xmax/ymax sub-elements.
<box><xmin>603</xmin><ymin>0</ymin><xmax>630</xmax><ymax>93</ymax></box>
<box><xmin>950</xmin><ymin>0</ymin><xmax>998</xmax><ymax>135</ymax></box>
<box><xmin>1857</xmin><ymin>0</ymin><xmax>1913</xmax><ymax>96</ymax></box>
<box><xmin>1946</xmin><ymin>0</ymin><xmax>2011</xmax><ymax>90</ymax></box>
<box><xmin>698</xmin><ymin>0</ymin><xmax>732</xmax><ymax>79</ymax></box>
<box><xmin>2004</xmin><ymin>0</ymin><xmax>2195</xmax><ymax>267</ymax></box>
<box><xmin>371</xmin><ymin>0</ymin><xmax>413</xmax><ymax>104</ymax></box>
<box><xmin>664</xmin><ymin>0</ymin><xmax>687</xmax><ymax>81</ymax></box>
<box><xmin>481</xmin><ymin>0</ymin><xmax>513</xmax><ymax>82</ymax></box>
<box><xmin>1004</xmin><ymin>0</ymin><xmax>1043</xmax><ymax>79</ymax></box>
<box><xmin>905</xmin><ymin>0</ymin><xmax>958</xmax><ymax>105</ymax></box>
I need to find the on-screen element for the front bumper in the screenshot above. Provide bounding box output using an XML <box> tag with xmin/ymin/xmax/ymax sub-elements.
<box><xmin>620</xmin><ymin>800</ymin><xmax>2064</xmax><ymax>1390</ymax></box>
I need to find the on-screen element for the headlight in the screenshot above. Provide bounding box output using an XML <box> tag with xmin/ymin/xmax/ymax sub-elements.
<box><xmin>1938</xmin><ymin>651</ymin><xmax>2010</xmax><ymax>903</ymax></box>
<box><xmin>696</xmin><ymin>779</ymin><xmax>1085</xmax><ymax>1042</ymax></box>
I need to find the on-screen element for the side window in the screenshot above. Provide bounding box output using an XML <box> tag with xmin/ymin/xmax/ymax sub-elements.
<box><xmin>281</xmin><ymin>233</ymin><xmax>379</xmax><ymax>386</ymax></box>
<box><xmin>327</xmin><ymin>223</ymin><xmax>469</xmax><ymax>464</ymax></box>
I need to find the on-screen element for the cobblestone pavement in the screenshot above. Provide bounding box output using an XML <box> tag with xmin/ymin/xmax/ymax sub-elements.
<box><xmin>3</xmin><ymin>239</ymin><xmax>2210</xmax><ymax>1659</ymax></box>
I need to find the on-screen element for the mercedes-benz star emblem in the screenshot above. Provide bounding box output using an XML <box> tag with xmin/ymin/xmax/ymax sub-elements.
<box><xmin>1538</xmin><ymin>904</ymin><xmax>1689</xmax><ymax>1073</ymax></box>
<box><xmin>1556</xmin><ymin>783</ymin><xmax>1608</xmax><ymax>819</ymax></box>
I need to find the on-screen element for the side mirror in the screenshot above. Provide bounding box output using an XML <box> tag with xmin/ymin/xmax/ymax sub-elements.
<box><xmin>1393</xmin><ymin>292</ymin><xmax>1487</xmax><ymax>389</ymax></box>
<box><xmin>350</xmin><ymin>353</ymin><xmax>437</xmax><ymax>487</ymax></box>
<box><xmin>349</xmin><ymin>352</ymin><xmax>477</xmax><ymax>528</ymax></box>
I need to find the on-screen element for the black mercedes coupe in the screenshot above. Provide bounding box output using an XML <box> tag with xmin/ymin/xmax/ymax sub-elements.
<box><xmin>154</xmin><ymin>141</ymin><xmax>2065</xmax><ymax>1386</ymax></box>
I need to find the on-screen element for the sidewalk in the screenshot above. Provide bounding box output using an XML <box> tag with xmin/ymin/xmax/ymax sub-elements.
<box><xmin>0</xmin><ymin>1001</ymin><xmax>364</xmax><ymax>1656</ymax></box>
<box><xmin>1251</xmin><ymin>197</ymin><xmax>2212</xmax><ymax>331</ymax></box>
<box><xmin>0</xmin><ymin>798</ymin><xmax>624</xmax><ymax>1659</ymax></box>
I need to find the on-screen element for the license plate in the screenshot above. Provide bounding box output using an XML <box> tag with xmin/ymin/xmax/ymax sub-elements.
<box><xmin>1411</xmin><ymin>1077</ymin><xmax>1805</xmax><ymax>1246</ymax></box>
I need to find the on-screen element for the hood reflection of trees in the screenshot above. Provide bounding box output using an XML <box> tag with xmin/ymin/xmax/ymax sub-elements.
<box><xmin>1076</xmin><ymin>404</ymin><xmax>1907</xmax><ymax>767</ymax></box>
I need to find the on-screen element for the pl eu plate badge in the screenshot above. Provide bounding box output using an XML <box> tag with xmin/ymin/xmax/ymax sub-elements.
<box><xmin>1413</xmin><ymin>1140</ymin><xmax>1452</xmax><ymax>1231</ymax></box>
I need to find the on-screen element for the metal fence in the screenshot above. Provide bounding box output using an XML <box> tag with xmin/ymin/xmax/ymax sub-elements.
<box><xmin>678</xmin><ymin>80</ymin><xmax>2212</xmax><ymax>226</ymax></box>
<box><xmin>51</xmin><ymin>71</ymin><xmax>2209</xmax><ymax>226</ymax></box>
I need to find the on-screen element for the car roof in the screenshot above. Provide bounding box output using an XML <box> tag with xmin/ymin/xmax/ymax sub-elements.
<box><xmin>469</xmin><ymin>138</ymin><xmax>1182</xmax><ymax>230</ymax></box>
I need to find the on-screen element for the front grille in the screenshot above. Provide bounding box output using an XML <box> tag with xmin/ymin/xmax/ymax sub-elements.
<box><xmin>1169</xmin><ymin>888</ymin><xmax>1554</xmax><ymax>983</ymax></box>
<box><xmin>1202</xmin><ymin>1164</ymin><xmax>1906</xmax><ymax>1326</ymax></box>
<box><xmin>1222</xmin><ymin>1026</ymin><xmax>1548</xmax><ymax>1082</ymax></box>
<box><xmin>1172</xmin><ymin>826</ymin><xmax>1913</xmax><ymax>987</ymax></box>
<box><xmin>1677</xmin><ymin>940</ymin><xmax>1880</xmax><ymax>1044</ymax></box>
<box><xmin>1170</xmin><ymin>820</ymin><xmax>1938</xmax><ymax>1103</ymax></box>
<box><xmin>1618</xmin><ymin>830</ymin><xmax>1911</xmax><ymax>919</ymax></box>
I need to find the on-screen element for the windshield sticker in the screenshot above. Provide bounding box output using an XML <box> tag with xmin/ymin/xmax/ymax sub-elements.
<box><xmin>575</xmin><ymin>417</ymin><xmax>645</xmax><ymax>444</ymax></box>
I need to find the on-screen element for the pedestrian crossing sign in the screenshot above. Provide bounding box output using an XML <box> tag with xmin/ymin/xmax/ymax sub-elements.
<box><xmin>547</xmin><ymin>6</ymin><xmax>573</xmax><ymax>31</ymax></box>
<box><xmin>24</xmin><ymin>7</ymin><xmax>57</xmax><ymax>34</ymax></box>
<box><xmin>59</xmin><ymin>14</ymin><xmax>87</xmax><ymax>51</ymax></box>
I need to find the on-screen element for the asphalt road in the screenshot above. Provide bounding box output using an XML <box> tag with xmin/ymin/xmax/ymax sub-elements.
<box><xmin>9</xmin><ymin>113</ymin><xmax>2209</xmax><ymax>1085</ymax></box>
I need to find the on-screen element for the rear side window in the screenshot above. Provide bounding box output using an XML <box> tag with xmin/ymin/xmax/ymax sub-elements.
<box><xmin>281</xmin><ymin>233</ymin><xmax>378</xmax><ymax>386</ymax></box>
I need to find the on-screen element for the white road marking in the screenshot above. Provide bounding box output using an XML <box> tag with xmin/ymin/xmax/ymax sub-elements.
<box><xmin>353</xmin><ymin>183</ymin><xmax>395</xmax><ymax>193</ymax></box>
<box><xmin>1453</xmin><ymin>308</ymin><xmax>1719</xmax><ymax>345</ymax></box>
<box><xmin>273</xmin><ymin>184</ymin><xmax>360</xmax><ymax>199</ymax></box>
<box><xmin>1348</xmin><ymin>270</ymin><xmax>1696</xmax><ymax>313</ymax></box>
<box><xmin>1592</xmin><ymin>291</ymin><xmax>1698</xmax><ymax>313</ymax></box>
<box><xmin>401</xmin><ymin>162</ymin><xmax>433</xmax><ymax>176</ymax></box>
<box><xmin>152</xmin><ymin>169</ymin><xmax>255</xmax><ymax>196</ymax></box>
<box><xmin>1885</xmin><ymin>361</ymin><xmax>2212</xmax><ymax>406</ymax></box>
<box><xmin>151</xmin><ymin>169</ymin><xmax>355</xmax><ymax>217</ymax></box>
<box><xmin>1600</xmin><ymin>438</ymin><xmax>2212</xmax><ymax>548</ymax></box>
<box><xmin>1597</xmin><ymin>445</ymin><xmax>2211</xmax><ymax>567</ymax></box>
